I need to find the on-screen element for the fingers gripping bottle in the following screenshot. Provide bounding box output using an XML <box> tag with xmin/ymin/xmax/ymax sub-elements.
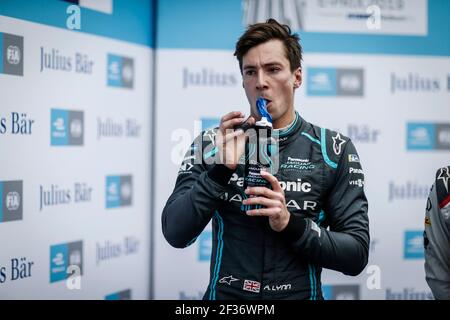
<box><xmin>243</xmin><ymin>97</ymin><xmax>274</xmax><ymax>211</ymax></box>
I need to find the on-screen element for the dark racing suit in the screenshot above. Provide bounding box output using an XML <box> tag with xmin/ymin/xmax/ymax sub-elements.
<box><xmin>424</xmin><ymin>166</ymin><xmax>450</xmax><ymax>300</ymax></box>
<box><xmin>162</xmin><ymin>112</ymin><xmax>369</xmax><ymax>299</ymax></box>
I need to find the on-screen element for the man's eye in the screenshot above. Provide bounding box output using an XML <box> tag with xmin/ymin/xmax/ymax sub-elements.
<box><xmin>270</xmin><ymin>67</ymin><xmax>280</xmax><ymax>73</ymax></box>
<box><xmin>245</xmin><ymin>70</ymin><xmax>255</xmax><ymax>76</ymax></box>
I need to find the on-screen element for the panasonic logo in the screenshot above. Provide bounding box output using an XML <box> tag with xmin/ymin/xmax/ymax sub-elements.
<box><xmin>279</xmin><ymin>179</ymin><xmax>311</xmax><ymax>193</ymax></box>
<box><xmin>349</xmin><ymin>167</ymin><xmax>364</xmax><ymax>174</ymax></box>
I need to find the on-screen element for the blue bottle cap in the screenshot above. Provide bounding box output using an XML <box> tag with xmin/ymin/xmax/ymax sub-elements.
<box><xmin>256</xmin><ymin>97</ymin><xmax>273</xmax><ymax>127</ymax></box>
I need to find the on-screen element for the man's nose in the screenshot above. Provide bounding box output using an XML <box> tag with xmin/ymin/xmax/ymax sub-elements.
<box><xmin>256</xmin><ymin>70</ymin><xmax>268</xmax><ymax>90</ymax></box>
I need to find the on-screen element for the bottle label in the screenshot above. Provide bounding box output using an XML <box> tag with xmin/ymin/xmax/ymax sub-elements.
<box><xmin>243</xmin><ymin>126</ymin><xmax>276</xmax><ymax>211</ymax></box>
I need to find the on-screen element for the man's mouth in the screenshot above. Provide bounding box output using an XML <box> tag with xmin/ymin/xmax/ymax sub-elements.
<box><xmin>260</xmin><ymin>98</ymin><xmax>272</xmax><ymax>106</ymax></box>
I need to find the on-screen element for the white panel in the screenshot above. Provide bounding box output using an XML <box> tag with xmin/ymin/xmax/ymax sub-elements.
<box><xmin>0</xmin><ymin>15</ymin><xmax>151</xmax><ymax>299</ymax></box>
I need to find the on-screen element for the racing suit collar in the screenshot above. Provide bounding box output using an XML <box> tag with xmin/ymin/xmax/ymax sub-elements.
<box><xmin>273</xmin><ymin>111</ymin><xmax>302</xmax><ymax>145</ymax></box>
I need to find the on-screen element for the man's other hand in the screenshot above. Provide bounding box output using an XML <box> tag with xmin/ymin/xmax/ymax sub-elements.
<box><xmin>216</xmin><ymin>111</ymin><xmax>255</xmax><ymax>170</ymax></box>
<box><xmin>243</xmin><ymin>170</ymin><xmax>291</xmax><ymax>232</ymax></box>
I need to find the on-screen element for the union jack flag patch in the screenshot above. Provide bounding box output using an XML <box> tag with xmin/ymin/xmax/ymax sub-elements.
<box><xmin>243</xmin><ymin>279</ymin><xmax>260</xmax><ymax>293</ymax></box>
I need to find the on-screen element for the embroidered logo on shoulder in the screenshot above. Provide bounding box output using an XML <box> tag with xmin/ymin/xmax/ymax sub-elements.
<box><xmin>437</xmin><ymin>167</ymin><xmax>450</xmax><ymax>193</ymax></box>
<box><xmin>348</xmin><ymin>154</ymin><xmax>360</xmax><ymax>163</ymax></box>
<box><xmin>332</xmin><ymin>132</ymin><xmax>346</xmax><ymax>155</ymax></box>
<box><xmin>178</xmin><ymin>162</ymin><xmax>194</xmax><ymax>174</ymax></box>
<box><xmin>203</xmin><ymin>129</ymin><xmax>217</xmax><ymax>146</ymax></box>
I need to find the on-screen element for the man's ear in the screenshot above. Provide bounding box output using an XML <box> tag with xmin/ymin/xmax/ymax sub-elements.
<box><xmin>293</xmin><ymin>67</ymin><xmax>302</xmax><ymax>89</ymax></box>
<box><xmin>242</xmin><ymin>81</ymin><xmax>245</xmax><ymax>88</ymax></box>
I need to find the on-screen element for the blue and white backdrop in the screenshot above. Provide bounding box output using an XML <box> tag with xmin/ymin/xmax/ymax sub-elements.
<box><xmin>0</xmin><ymin>0</ymin><xmax>449</xmax><ymax>300</ymax></box>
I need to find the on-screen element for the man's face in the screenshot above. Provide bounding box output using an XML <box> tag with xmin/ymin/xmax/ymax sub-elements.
<box><xmin>242</xmin><ymin>39</ymin><xmax>301</xmax><ymax>124</ymax></box>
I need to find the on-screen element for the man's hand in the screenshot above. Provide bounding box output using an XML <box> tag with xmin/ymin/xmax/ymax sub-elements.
<box><xmin>243</xmin><ymin>170</ymin><xmax>291</xmax><ymax>232</ymax></box>
<box><xmin>216</xmin><ymin>111</ymin><xmax>255</xmax><ymax>170</ymax></box>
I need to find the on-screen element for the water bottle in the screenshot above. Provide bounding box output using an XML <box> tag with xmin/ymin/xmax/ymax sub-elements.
<box><xmin>243</xmin><ymin>97</ymin><xmax>273</xmax><ymax>211</ymax></box>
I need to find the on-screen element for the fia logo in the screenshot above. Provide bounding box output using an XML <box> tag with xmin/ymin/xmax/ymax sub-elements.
<box><xmin>0</xmin><ymin>181</ymin><xmax>23</xmax><ymax>223</ymax></box>
<box><xmin>0</xmin><ymin>32</ymin><xmax>24</xmax><ymax>76</ymax></box>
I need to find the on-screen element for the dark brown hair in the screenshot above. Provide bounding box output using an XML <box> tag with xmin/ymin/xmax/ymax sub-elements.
<box><xmin>234</xmin><ymin>18</ymin><xmax>302</xmax><ymax>74</ymax></box>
